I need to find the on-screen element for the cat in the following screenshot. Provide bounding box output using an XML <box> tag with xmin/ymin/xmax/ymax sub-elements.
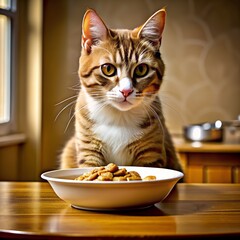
<box><xmin>60</xmin><ymin>8</ymin><xmax>183</xmax><ymax>173</ymax></box>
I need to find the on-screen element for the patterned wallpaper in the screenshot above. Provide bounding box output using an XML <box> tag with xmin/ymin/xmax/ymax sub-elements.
<box><xmin>66</xmin><ymin>0</ymin><xmax>240</xmax><ymax>134</ymax></box>
<box><xmin>159</xmin><ymin>0</ymin><xmax>240</xmax><ymax>133</ymax></box>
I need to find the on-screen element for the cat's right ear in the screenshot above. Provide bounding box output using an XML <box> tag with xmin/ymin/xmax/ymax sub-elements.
<box><xmin>82</xmin><ymin>9</ymin><xmax>108</xmax><ymax>54</ymax></box>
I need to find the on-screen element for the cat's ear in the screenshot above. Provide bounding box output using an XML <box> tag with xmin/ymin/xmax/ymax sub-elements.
<box><xmin>134</xmin><ymin>9</ymin><xmax>166</xmax><ymax>47</ymax></box>
<box><xmin>82</xmin><ymin>9</ymin><xmax>108</xmax><ymax>54</ymax></box>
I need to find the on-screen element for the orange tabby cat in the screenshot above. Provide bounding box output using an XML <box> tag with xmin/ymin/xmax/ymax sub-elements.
<box><xmin>60</xmin><ymin>8</ymin><xmax>183</xmax><ymax>172</ymax></box>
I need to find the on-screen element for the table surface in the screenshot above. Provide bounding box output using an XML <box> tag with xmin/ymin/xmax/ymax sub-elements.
<box><xmin>0</xmin><ymin>182</ymin><xmax>240</xmax><ymax>239</ymax></box>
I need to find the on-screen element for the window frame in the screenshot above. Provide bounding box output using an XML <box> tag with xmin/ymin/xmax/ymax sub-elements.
<box><xmin>0</xmin><ymin>0</ymin><xmax>17</xmax><ymax>135</ymax></box>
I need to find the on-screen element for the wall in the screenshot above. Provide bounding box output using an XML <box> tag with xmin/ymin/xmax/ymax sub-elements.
<box><xmin>40</xmin><ymin>0</ymin><xmax>240</xmax><ymax>174</ymax></box>
<box><xmin>159</xmin><ymin>0</ymin><xmax>240</xmax><ymax>132</ymax></box>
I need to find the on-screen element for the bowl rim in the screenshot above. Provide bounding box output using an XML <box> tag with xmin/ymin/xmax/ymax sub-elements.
<box><xmin>41</xmin><ymin>167</ymin><xmax>184</xmax><ymax>185</ymax></box>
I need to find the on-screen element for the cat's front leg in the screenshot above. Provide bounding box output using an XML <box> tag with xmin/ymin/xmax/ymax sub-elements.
<box><xmin>77</xmin><ymin>157</ymin><xmax>106</xmax><ymax>168</ymax></box>
<box><xmin>76</xmin><ymin>140</ymin><xmax>107</xmax><ymax>168</ymax></box>
<box><xmin>141</xmin><ymin>160</ymin><xmax>164</xmax><ymax>168</ymax></box>
<box><xmin>60</xmin><ymin>136</ymin><xmax>78</xmax><ymax>169</ymax></box>
<box><xmin>60</xmin><ymin>136</ymin><xmax>107</xmax><ymax>169</ymax></box>
<box><xmin>133</xmin><ymin>156</ymin><xmax>165</xmax><ymax>168</ymax></box>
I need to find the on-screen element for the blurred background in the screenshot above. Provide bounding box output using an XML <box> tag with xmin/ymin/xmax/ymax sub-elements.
<box><xmin>0</xmin><ymin>0</ymin><xmax>239</xmax><ymax>181</ymax></box>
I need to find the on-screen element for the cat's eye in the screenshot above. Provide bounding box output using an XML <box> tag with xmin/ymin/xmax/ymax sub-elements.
<box><xmin>134</xmin><ymin>64</ymin><xmax>149</xmax><ymax>78</ymax></box>
<box><xmin>101</xmin><ymin>64</ymin><xmax>117</xmax><ymax>77</ymax></box>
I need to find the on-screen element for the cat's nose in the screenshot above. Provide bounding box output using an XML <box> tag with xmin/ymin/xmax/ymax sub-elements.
<box><xmin>119</xmin><ymin>77</ymin><xmax>133</xmax><ymax>98</ymax></box>
<box><xmin>120</xmin><ymin>88</ymin><xmax>133</xmax><ymax>97</ymax></box>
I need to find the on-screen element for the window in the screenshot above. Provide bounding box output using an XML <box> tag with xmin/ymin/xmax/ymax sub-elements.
<box><xmin>0</xmin><ymin>0</ymin><xmax>16</xmax><ymax>135</ymax></box>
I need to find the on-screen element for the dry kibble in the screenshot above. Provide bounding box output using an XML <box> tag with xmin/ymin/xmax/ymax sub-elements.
<box><xmin>128</xmin><ymin>171</ymin><xmax>141</xmax><ymax>178</ymax></box>
<box><xmin>105</xmin><ymin>163</ymin><xmax>119</xmax><ymax>173</ymax></box>
<box><xmin>113</xmin><ymin>168</ymin><xmax>127</xmax><ymax>176</ymax></box>
<box><xmin>97</xmin><ymin>169</ymin><xmax>109</xmax><ymax>175</ymax></box>
<box><xmin>74</xmin><ymin>163</ymin><xmax>156</xmax><ymax>182</ymax></box>
<box><xmin>86</xmin><ymin>172</ymin><xmax>98</xmax><ymax>181</ymax></box>
<box><xmin>92</xmin><ymin>167</ymin><xmax>105</xmax><ymax>173</ymax></box>
<box><xmin>143</xmin><ymin>175</ymin><xmax>156</xmax><ymax>181</ymax></box>
<box><xmin>113</xmin><ymin>176</ymin><xmax>128</xmax><ymax>181</ymax></box>
<box><xmin>75</xmin><ymin>175</ymin><xmax>85</xmax><ymax>181</ymax></box>
<box><xmin>98</xmin><ymin>172</ymin><xmax>113</xmax><ymax>181</ymax></box>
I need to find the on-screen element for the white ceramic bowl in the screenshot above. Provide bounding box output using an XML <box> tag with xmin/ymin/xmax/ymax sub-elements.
<box><xmin>41</xmin><ymin>167</ymin><xmax>183</xmax><ymax>211</ymax></box>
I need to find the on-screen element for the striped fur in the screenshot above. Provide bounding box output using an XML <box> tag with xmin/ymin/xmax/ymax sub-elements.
<box><xmin>60</xmin><ymin>9</ymin><xmax>183</xmax><ymax>172</ymax></box>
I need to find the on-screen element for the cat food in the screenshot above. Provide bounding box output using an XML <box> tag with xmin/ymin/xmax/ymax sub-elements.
<box><xmin>75</xmin><ymin>163</ymin><xmax>156</xmax><ymax>182</ymax></box>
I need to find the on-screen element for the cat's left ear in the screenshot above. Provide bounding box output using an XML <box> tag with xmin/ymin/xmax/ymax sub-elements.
<box><xmin>82</xmin><ymin>9</ymin><xmax>108</xmax><ymax>54</ymax></box>
<box><xmin>134</xmin><ymin>9</ymin><xmax>166</xmax><ymax>47</ymax></box>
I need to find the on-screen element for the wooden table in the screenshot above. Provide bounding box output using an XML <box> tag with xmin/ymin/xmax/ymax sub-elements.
<box><xmin>0</xmin><ymin>182</ymin><xmax>240</xmax><ymax>239</ymax></box>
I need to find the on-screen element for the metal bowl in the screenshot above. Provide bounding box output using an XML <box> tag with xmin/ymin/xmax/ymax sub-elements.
<box><xmin>183</xmin><ymin>121</ymin><xmax>223</xmax><ymax>142</ymax></box>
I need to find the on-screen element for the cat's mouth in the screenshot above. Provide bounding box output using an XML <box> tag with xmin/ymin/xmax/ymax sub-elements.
<box><xmin>110</xmin><ymin>98</ymin><xmax>137</xmax><ymax>111</ymax></box>
<box><xmin>122</xmin><ymin>98</ymin><xmax>131</xmax><ymax>103</ymax></box>
<box><xmin>121</xmin><ymin>99</ymin><xmax>132</xmax><ymax>105</ymax></box>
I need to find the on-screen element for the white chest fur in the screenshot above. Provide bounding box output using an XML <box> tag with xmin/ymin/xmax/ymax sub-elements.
<box><xmin>87</xmin><ymin>98</ymin><xmax>145</xmax><ymax>166</ymax></box>
<box><xmin>93</xmin><ymin>123</ymin><xmax>138</xmax><ymax>165</ymax></box>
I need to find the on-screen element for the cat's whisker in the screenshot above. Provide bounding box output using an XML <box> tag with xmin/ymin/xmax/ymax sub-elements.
<box><xmin>64</xmin><ymin>111</ymin><xmax>75</xmax><ymax>133</ymax></box>
<box><xmin>136</xmin><ymin>92</ymin><xmax>155</xmax><ymax>97</ymax></box>
<box><xmin>143</xmin><ymin>102</ymin><xmax>165</xmax><ymax>146</ymax></box>
<box><xmin>141</xmin><ymin>103</ymin><xmax>154</xmax><ymax>127</ymax></box>
<box><xmin>143</xmin><ymin>105</ymin><xmax>164</xmax><ymax>138</ymax></box>
<box><xmin>90</xmin><ymin>101</ymin><xmax>109</xmax><ymax>116</ymax></box>
<box><xmin>89</xmin><ymin>94</ymin><xmax>105</xmax><ymax>99</ymax></box>
<box><xmin>87</xmin><ymin>90</ymin><xmax>106</xmax><ymax>96</ymax></box>
<box><xmin>107</xmin><ymin>95</ymin><xmax>121</xmax><ymax>99</ymax></box>
<box><xmin>67</xmin><ymin>81</ymin><xmax>81</xmax><ymax>91</ymax></box>
<box><xmin>74</xmin><ymin>102</ymin><xmax>90</xmax><ymax>114</ymax></box>
<box><xmin>154</xmin><ymin>93</ymin><xmax>174</xmax><ymax>110</ymax></box>
<box><xmin>69</xmin><ymin>85</ymin><xmax>81</xmax><ymax>91</ymax></box>
<box><xmin>106</xmin><ymin>92</ymin><xmax>118</xmax><ymax>96</ymax></box>
<box><xmin>55</xmin><ymin>95</ymin><xmax>78</xmax><ymax>106</ymax></box>
<box><xmin>87</xmin><ymin>93</ymin><xmax>107</xmax><ymax>101</ymax></box>
<box><xmin>106</xmin><ymin>96</ymin><xmax>118</xmax><ymax>99</ymax></box>
<box><xmin>55</xmin><ymin>100</ymin><xmax>77</xmax><ymax>122</ymax></box>
<box><xmin>86</xmin><ymin>90</ymin><xmax>101</xmax><ymax>95</ymax></box>
<box><xmin>145</xmin><ymin>102</ymin><xmax>164</xmax><ymax>135</ymax></box>
<box><xmin>159</xmin><ymin>97</ymin><xmax>185</xmax><ymax>124</ymax></box>
<box><xmin>68</xmin><ymin>101</ymin><xmax>75</xmax><ymax>118</ymax></box>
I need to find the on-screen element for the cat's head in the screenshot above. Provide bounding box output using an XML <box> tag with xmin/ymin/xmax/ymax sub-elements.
<box><xmin>79</xmin><ymin>8</ymin><xmax>166</xmax><ymax>112</ymax></box>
